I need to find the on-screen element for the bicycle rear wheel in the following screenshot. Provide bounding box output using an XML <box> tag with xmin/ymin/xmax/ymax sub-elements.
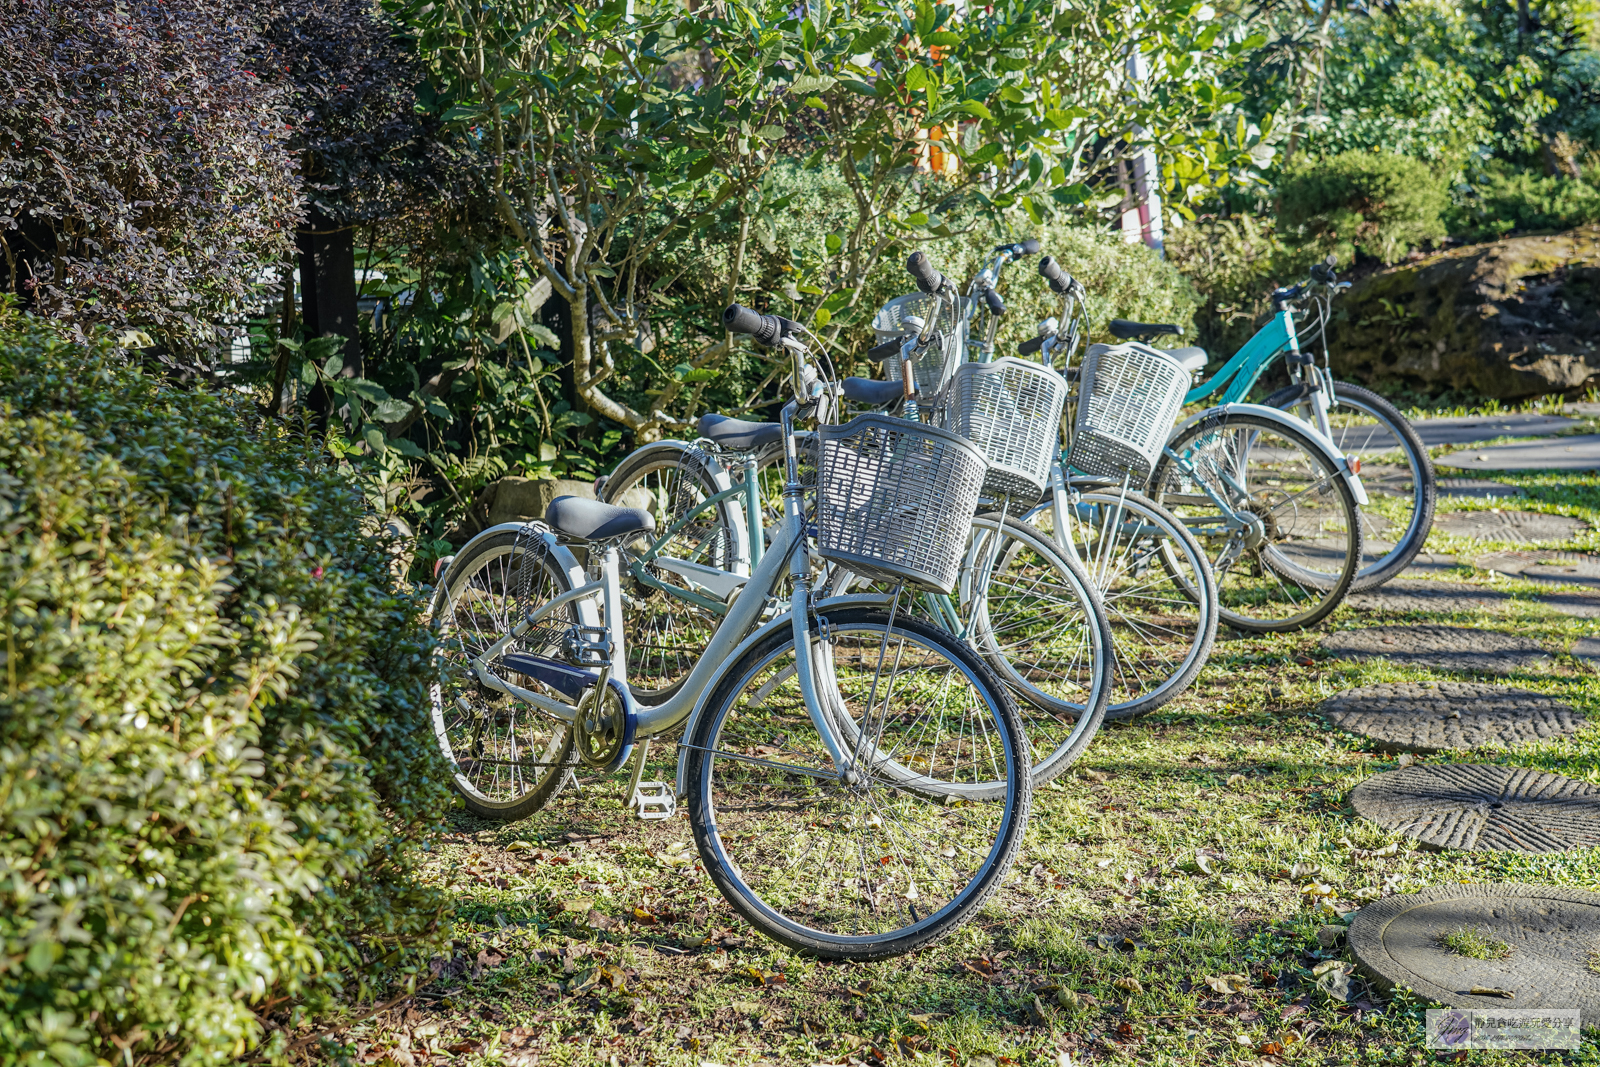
<box><xmin>1150</xmin><ymin>411</ymin><xmax>1363</xmax><ymax>632</ymax></box>
<box><xmin>430</xmin><ymin>529</ymin><xmax>586</xmax><ymax>821</ymax></box>
<box><xmin>1266</xmin><ymin>380</ymin><xmax>1435</xmax><ymax>591</ymax></box>
<box><xmin>683</xmin><ymin>608</ymin><xmax>1030</xmax><ymax>959</ymax></box>
<box><xmin>1024</xmin><ymin>487</ymin><xmax>1217</xmax><ymax>719</ymax></box>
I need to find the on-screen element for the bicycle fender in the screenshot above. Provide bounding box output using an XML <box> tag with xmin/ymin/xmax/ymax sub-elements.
<box><xmin>1171</xmin><ymin>402</ymin><xmax>1369</xmax><ymax>506</ymax></box>
<box><xmin>431</xmin><ymin>523</ymin><xmax>597</xmax><ymax>625</ymax></box>
<box><xmin>671</xmin><ymin>592</ymin><xmax>897</xmax><ymax>798</ymax></box>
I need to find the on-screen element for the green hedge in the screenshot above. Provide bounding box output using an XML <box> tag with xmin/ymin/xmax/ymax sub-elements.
<box><xmin>1278</xmin><ymin>150</ymin><xmax>1448</xmax><ymax>265</ymax></box>
<box><xmin>0</xmin><ymin>308</ymin><xmax>452</xmax><ymax>1065</ymax></box>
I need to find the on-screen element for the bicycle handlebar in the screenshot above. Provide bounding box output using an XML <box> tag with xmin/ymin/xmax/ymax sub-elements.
<box><xmin>1017</xmin><ymin>334</ymin><xmax>1045</xmax><ymax>356</ymax></box>
<box><xmin>906</xmin><ymin>250</ymin><xmax>948</xmax><ymax>295</ymax></box>
<box><xmin>983</xmin><ymin>288</ymin><xmax>1005</xmax><ymax>315</ymax></box>
<box><xmin>993</xmin><ymin>238</ymin><xmax>1042</xmax><ymax>257</ymax></box>
<box><xmin>723</xmin><ymin>304</ymin><xmax>801</xmax><ymax>346</ymax></box>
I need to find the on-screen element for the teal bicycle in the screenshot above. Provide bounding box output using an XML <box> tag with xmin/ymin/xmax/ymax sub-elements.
<box><xmin>1112</xmin><ymin>261</ymin><xmax>1435</xmax><ymax>595</ymax></box>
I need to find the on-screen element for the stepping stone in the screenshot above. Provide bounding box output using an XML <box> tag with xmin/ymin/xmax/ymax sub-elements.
<box><xmin>1436</xmin><ymin>433</ymin><xmax>1600</xmax><ymax>471</ymax></box>
<box><xmin>1349</xmin><ymin>883</ymin><xmax>1600</xmax><ymax>1029</ymax></box>
<box><xmin>1346</xmin><ymin>581</ymin><xmax>1508</xmax><ymax>615</ymax></box>
<box><xmin>1476</xmin><ymin>550</ymin><xmax>1600</xmax><ymax>589</ymax></box>
<box><xmin>1321</xmin><ymin>682</ymin><xmax>1584</xmax><ymax>753</ymax></box>
<box><xmin>1410</xmin><ymin>413</ymin><xmax>1581</xmax><ymax>448</ymax></box>
<box><xmin>1438</xmin><ymin>477</ymin><xmax>1525</xmax><ymax>500</ymax></box>
<box><xmin>1350</xmin><ymin>764</ymin><xmax>1600</xmax><ymax>852</ymax></box>
<box><xmin>1540</xmin><ymin>591</ymin><xmax>1600</xmax><ymax>618</ymax></box>
<box><xmin>1320</xmin><ymin>625</ymin><xmax>1548</xmax><ymax>675</ymax></box>
<box><xmin>1571</xmin><ymin>636</ymin><xmax>1600</xmax><ymax>664</ymax></box>
<box><xmin>1434</xmin><ymin>510</ymin><xmax>1588</xmax><ymax>543</ymax></box>
<box><xmin>1401</xmin><ymin>553</ymin><xmax>1467</xmax><ymax>577</ymax></box>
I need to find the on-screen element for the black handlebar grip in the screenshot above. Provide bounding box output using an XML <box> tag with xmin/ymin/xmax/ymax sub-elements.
<box><xmin>1038</xmin><ymin>255</ymin><xmax>1072</xmax><ymax>295</ymax></box>
<box><xmin>722</xmin><ymin>304</ymin><xmax>801</xmax><ymax>346</ymax></box>
<box><xmin>867</xmin><ymin>336</ymin><xmax>904</xmax><ymax>363</ymax></box>
<box><xmin>983</xmin><ymin>288</ymin><xmax>1005</xmax><ymax>315</ymax></box>
<box><xmin>1017</xmin><ymin>335</ymin><xmax>1046</xmax><ymax>356</ymax></box>
<box><xmin>905</xmin><ymin>250</ymin><xmax>946</xmax><ymax>295</ymax></box>
<box><xmin>1020</xmin><ymin>238</ymin><xmax>1042</xmax><ymax>255</ymax></box>
<box><xmin>1310</xmin><ymin>262</ymin><xmax>1336</xmax><ymax>284</ymax></box>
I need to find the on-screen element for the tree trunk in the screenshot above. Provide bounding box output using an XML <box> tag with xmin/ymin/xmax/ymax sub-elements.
<box><xmin>296</xmin><ymin>207</ymin><xmax>364</xmax><ymax>400</ymax></box>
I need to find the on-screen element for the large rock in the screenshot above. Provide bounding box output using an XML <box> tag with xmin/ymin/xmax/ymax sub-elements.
<box><xmin>1330</xmin><ymin>225</ymin><xmax>1600</xmax><ymax>398</ymax></box>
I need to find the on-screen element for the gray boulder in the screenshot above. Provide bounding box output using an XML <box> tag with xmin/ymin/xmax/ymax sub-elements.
<box><xmin>1329</xmin><ymin>225</ymin><xmax>1600</xmax><ymax>398</ymax></box>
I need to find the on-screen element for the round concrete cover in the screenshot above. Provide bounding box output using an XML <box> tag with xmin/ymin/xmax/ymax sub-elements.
<box><xmin>1434</xmin><ymin>510</ymin><xmax>1588</xmax><ymax>543</ymax></box>
<box><xmin>1349</xmin><ymin>883</ymin><xmax>1600</xmax><ymax>1029</ymax></box>
<box><xmin>1321</xmin><ymin>682</ymin><xmax>1585</xmax><ymax>753</ymax></box>
<box><xmin>1350</xmin><ymin>764</ymin><xmax>1600</xmax><ymax>852</ymax></box>
<box><xmin>1320</xmin><ymin>625</ymin><xmax>1548</xmax><ymax>675</ymax></box>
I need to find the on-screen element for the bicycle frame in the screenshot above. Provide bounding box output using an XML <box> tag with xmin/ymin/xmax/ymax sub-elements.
<box><xmin>444</xmin><ymin>401</ymin><xmax>897</xmax><ymax>785</ymax></box>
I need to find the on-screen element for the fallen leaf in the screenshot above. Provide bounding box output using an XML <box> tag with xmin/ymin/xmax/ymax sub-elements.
<box><xmin>1259</xmin><ymin>1041</ymin><xmax>1283</xmax><ymax>1055</ymax></box>
<box><xmin>584</xmin><ymin>909</ymin><xmax>618</xmax><ymax>932</ymax></box>
<box><xmin>1397</xmin><ymin>753</ymin><xmax>1417</xmax><ymax>767</ymax></box>
<box><xmin>1226</xmin><ymin>773</ymin><xmax>1246</xmax><ymax>789</ymax></box>
<box><xmin>1204</xmin><ymin>973</ymin><xmax>1252</xmax><ymax>995</ymax></box>
<box><xmin>559</xmin><ymin>898</ymin><xmax>593</xmax><ymax>914</ymax></box>
<box><xmin>1470</xmin><ymin>986</ymin><xmax>1515</xmax><ymax>999</ymax></box>
<box><xmin>632</xmin><ymin>907</ymin><xmax>657</xmax><ymax>924</ymax></box>
<box><xmin>1315</xmin><ymin>925</ymin><xmax>1345</xmax><ymax>948</ymax></box>
<box><xmin>1056</xmin><ymin>987</ymin><xmax>1081</xmax><ymax>1010</ymax></box>
<box><xmin>1111</xmin><ymin>977</ymin><xmax>1143</xmax><ymax>995</ymax></box>
<box><xmin>505</xmin><ymin>840</ymin><xmax>537</xmax><ymax>852</ymax></box>
<box><xmin>1194</xmin><ymin>853</ymin><xmax>1215</xmax><ymax>876</ymax></box>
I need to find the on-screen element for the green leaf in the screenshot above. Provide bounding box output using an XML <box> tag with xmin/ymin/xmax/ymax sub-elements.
<box><xmin>925</xmin><ymin>31</ymin><xmax>960</xmax><ymax>46</ymax></box>
<box><xmin>904</xmin><ymin>64</ymin><xmax>931</xmax><ymax>91</ymax></box>
<box><xmin>824</xmin><ymin>233</ymin><xmax>843</xmax><ymax>255</ymax></box>
<box><xmin>363</xmin><ymin>425</ymin><xmax>387</xmax><ymax>454</ymax></box>
<box><xmin>791</xmin><ymin>73</ymin><xmax>836</xmax><ymax>94</ymax></box>
<box><xmin>797</xmin><ymin>283</ymin><xmax>825</xmax><ymax>295</ymax></box>
<box><xmin>423</xmin><ymin>396</ymin><xmax>454</xmax><ymax>423</ymax></box>
<box><xmin>805</xmin><ymin>96</ymin><xmax>827</xmax><ymax>109</ymax></box>
<box><xmin>526</xmin><ymin>323</ymin><xmax>561</xmax><ymax>351</ymax></box>
<box><xmin>299</xmin><ymin>361</ymin><xmax>317</xmax><ymax>387</ymax></box>
<box><xmin>372</xmin><ymin>398</ymin><xmax>414</xmax><ymax>423</ymax></box>
<box><xmin>322</xmin><ymin>353</ymin><xmax>344</xmax><ymax>378</ymax></box>
<box><xmin>388</xmin><ymin>436</ymin><xmax>426</xmax><ymax>458</ymax></box>
<box><xmin>687</xmin><ymin>154</ymin><xmax>716</xmax><ymax>181</ymax></box>
<box><xmin>757</xmin><ymin>124</ymin><xmax>787</xmax><ymax>140</ymax></box>
<box><xmin>999</xmin><ymin>86</ymin><xmax>1026</xmax><ymax>104</ymax></box>
<box><xmin>905</xmin><ymin>211</ymin><xmax>930</xmax><ymax>227</ymax></box>
<box><xmin>953</xmin><ymin>100</ymin><xmax>993</xmax><ymax>120</ymax></box>
<box><xmin>348</xmin><ymin>379</ymin><xmax>390</xmax><ymax>402</ymax></box>
<box><xmin>813</xmin><ymin>307</ymin><xmax>832</xmax><ymax>328</ymax></box>
<box><xmin>965</xmin><ymin>142</ymin><xmax>1003</xmax><ymax>166</ymax></box>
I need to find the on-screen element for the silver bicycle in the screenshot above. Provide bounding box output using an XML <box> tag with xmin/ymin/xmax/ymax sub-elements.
<box><xmin>430</xmin><ymin>306</ymin><xmax>1031</xmax><ymax>959</ymax></box>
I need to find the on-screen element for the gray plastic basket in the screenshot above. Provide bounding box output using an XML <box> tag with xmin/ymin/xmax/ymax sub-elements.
<box><xmin>948</xmin><ymin>357</ymin><xmax>1067</xmax><ymax>501</ymax></box>
<box><xmin>872</xmin><ymin>293</ymin><xmax>965</xmax><ymax>396</ymax></box>
<box><xmin>1068</xmin><ymin>342</ymin><xmax>1189</xmax><ymax>484</ymax></box>
<box><xmin>814</xmin><ymin>413</ymin><xmax>988</xmax><ymax>594</ymax></box>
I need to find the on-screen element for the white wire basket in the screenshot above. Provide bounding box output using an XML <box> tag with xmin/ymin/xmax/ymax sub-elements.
<box><xmin>872</xmin><ymin>293</ymin><xmax>965</xmax><ymax>396</ymax></box>
<box><xmin>947</xmin><ymin>357</ymin><xmax>1067</xmax><ymax>501</ymax></box>
<box><xmin>1068</xmin><ymin>342</ymin><xmax>1190</xmax><ymax>484</ymax></box>
<box><xmin>814</xmin><ymin>413</ymin><xmax>987</xmax><ymax>594</ymax></box>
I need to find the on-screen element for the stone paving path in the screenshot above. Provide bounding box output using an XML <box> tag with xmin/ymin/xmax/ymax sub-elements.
<box><xmin>1437</xmin><ymin>477</ymin><xmax>1525</xmax><ymax>500</ymax></box>
<box><xmin>1349</xmin><ymin>883</ymin><xmax>1600</xmax><ymax>1028</ymax></box>
<box><xmin>1321</xmin><ymin>681</ymin><xmax>1584</xmax><ymax>752</ymax></box>
<box><xmin>1320</xmin><ymin>625</ymin><xmax>1548</xmax><ymax>674</ymax></box>
<box><xmin>1436</xmin><ymin>433</ymin><xmax>1600</xmax><ymax>471</ymax></box>
<box><xmin>1346</xmin><ymin>581</ymin><xmax>1509</xmax><ymax>614</ymax></box>
<box><xmin>1475</xmin><ymin>550</ymin><xmax>1600</xmax><ymax>589</ymax></box>
<box><xmin>1433</xmin><ymin>510</ymin><xmax>1589</xmax><ymax>542</ymax></box>
<box><xmin>1350</xmin><ymin>764</ymin><xmax>1600</xmax><ymax>852</ymax></box>
<box><xmin>1408</xmin><ymin>413</ymin><xmax>1581</xmax><ymax>447</ymax></box>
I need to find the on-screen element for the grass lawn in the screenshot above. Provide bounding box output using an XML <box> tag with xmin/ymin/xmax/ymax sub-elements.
<box><xmin>318</xmin><ymin>451</ymin><xmax>1600</xmax><ymax>1067</ymax></box>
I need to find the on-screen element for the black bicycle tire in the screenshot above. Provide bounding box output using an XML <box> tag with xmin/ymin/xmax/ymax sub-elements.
<box><xmin>430</xmin><ymin>530</ymin><xmax>581</xmax><ymax>821</ymax></box>
<box><xmin>1151</xmin><ymin>411</ymin><xmax>1363</xmax><ymax>633</ymax></box>
<box><xmin>683</xmin><ymin>608</ymin><xmax>1031</xmax><ymax>960</ymax></box>
<box><xmin>1265</xmin><ymin>381</ymin><xmax>1436</xmax><ymax>592</ymax></box>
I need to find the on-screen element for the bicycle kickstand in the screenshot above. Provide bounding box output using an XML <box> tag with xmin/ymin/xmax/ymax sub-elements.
<box><xmin>624</xmin><ymin>738</ymin><xmax>677</xmax><ymax>821</ymax></box>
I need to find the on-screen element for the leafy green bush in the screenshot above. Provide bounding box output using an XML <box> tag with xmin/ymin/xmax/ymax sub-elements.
<box><xmin>0</xmin><ymin>307</ymin><xmax>452</xmax><ymax>1064</ymax></box>
<box><xmin>753</xmin><ymin>162</ymin><xmax>1200</xmax><ymax>364</ymax></box>
<box><xmin>1445</xmin><ymin>163</ymin><xmax>1600</xmax><ymax>241</ymax></box>
<box><xmin>1278</xmin><ymin>151</ymin><xmax>1449</xmax><ymax>265</ymax></box>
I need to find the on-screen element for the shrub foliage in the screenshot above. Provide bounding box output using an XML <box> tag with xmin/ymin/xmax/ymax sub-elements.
<box><xmin>1277</xmin><ymin>151</ymin><xmax>1449</xmax><ymax>265</ymax></box>
<box><xmin>0</xmin><ymin>306</ymin><xmax>451</xmax><ymax>1065</ymax></box>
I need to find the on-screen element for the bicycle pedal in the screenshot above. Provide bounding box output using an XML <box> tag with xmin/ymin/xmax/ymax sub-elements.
<box><xmin>630</xmin><ymin>781</ymin><xmax>677</xmax><ymax>821</ymax></box>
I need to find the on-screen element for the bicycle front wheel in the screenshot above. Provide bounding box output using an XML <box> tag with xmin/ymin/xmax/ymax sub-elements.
<box><xmin>683</xmin><ymin>608</ymin><xmax>1030</xmax><ymax>960</ymax></box>
<box><xmin>1150</xmin><ymin>411</ymin><xmax>1363</xmax><ymax>632</ymax></box>
<box><xmin>961</xmin><ymin>512</ymin><xmax>1113</xmax><ymax>779</ymax></box>
<box><xmin>1266</xmin><ymin>380</ymin><xmax>1436</xmax><ymax>592</ymax></box>
<box><xmin>1024</xmin><ymin>488</ymin><xmax>1218</xmax><ymax>719</ymax></box>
